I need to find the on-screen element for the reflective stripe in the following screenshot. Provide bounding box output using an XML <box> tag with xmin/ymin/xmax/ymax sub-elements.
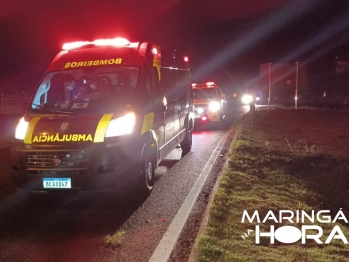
<box><xmin>141</xmin><ymin>113</ymin><xmax>154</xmax><ymax>135</ymax></box>
<box><xmin>24</xmin><ymin>117</ymin><xmax>42</xmax><ymax>144</ymax></box>
<box><xmin>94</xmin><ymin>114</ymin><xmax>114</xmax><ymax>143</ymax></box>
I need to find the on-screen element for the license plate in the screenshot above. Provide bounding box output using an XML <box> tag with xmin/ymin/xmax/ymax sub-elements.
<box><xmin>43</xmin><ymin>178</ymin><xmax>72</xmax><ymax>189</ymax></box>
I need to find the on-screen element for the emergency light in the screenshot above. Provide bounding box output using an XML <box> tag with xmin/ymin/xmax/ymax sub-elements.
<box><xmin>94</xmin><ymin>38</ymin><xmax>130</xmax><ymax>47</ymax></box>
<box><xmin>62</xmin><ymin>37</ymin><xmax>131</xmax><ymax>50</ymax></box>
<box><xmin>191</xmin><ymin>82</ymin><xmax>217</xmax><ymax>89</ymax></box>
<box><xmin>151</xmin><ymin>47</ymin><xmax>158</xmax><ymax>55</ymax></box>
<box><xmin>62</xmin><ymin>41</ymin><xmax>90</xmax><ymax>51</ymax></box>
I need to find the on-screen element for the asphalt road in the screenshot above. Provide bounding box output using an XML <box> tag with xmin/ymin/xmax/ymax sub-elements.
<box><xmin>0</xmin><ymin>104</ymin><xmax>249</xmax><ymax>262</ymax></box>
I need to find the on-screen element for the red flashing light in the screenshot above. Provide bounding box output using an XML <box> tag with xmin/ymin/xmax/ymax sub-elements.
<box><xmin>62</xmin><ymin>37</ymin><xmax>130</xmax><ymax>50</ymax></box>
<box><xmin>192</xmin><ymin>83</ymin><xmax>197</xmax><ymax>87</ymax></box>
<box><xmin>201</xmin><ymin>116</ymin><xmax>207</xmax><ymax>121</ymax></box>
<box><xmin>183</xmin><ymin>56</ymin><xmax>189</xmax><ymax>62</ymax></box>
<box><xmin>206</xmin><ymin>82</ymin><xmax>215</xmax><ymax>86</ymax></box>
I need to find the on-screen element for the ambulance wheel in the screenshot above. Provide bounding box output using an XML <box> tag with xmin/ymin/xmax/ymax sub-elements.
<box><xmin>180</xmin><ymin>123</ymin><xmax>192</xmax><ymax>155</ymax></box>
<box><xmin>220</xmin><ymin>114</ymin><xmax>228</xmax><ymax>126</ymax></box>
<box><xmin>137</xmin><ymin>153</ymin><xmax>155</xmax><ymax>196</ymax></box>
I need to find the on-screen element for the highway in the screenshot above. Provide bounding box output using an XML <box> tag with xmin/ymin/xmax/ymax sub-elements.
<box><xmin>0</xmin><ymin>104</ymin><xmax>249</xmax><ymax>262</ymax></box>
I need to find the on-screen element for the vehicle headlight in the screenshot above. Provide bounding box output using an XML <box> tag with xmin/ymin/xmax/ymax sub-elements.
<box><xmin>196</xmin><ymin>108</ymin><xmax>204</xmax><ymax>114</ymax></box>
<box><xmin>105</xmin><ymin>112</ymin><xmax>136</xmax><ymax>137</ymax></box>
<box><xmin>241</xmin><ymin>94</ymin><xmax>252</xmax><ymax>104</ymax></box>
<box><xmin>208</xmin><ymin>101</ymin><xmax>221</xmax><ymax>112</ymax></box>
<box><xmin>15</xmin><ymin>117</ymin><xmax>29</xmax><ymax>140</ymax></box>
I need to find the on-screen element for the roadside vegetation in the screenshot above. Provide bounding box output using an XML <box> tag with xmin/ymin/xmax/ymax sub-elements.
<box><xmin>198</xmin><ymin>109</ymin><xmax>349</xmax><ymax>262</ymax></box>
<box><xmin>105</xmin><ymin>230</ymin><xmax>126</xmax><ymax>247</ymax></box>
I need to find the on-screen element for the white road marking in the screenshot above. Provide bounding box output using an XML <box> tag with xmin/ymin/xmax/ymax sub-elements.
<box><xmin>149</xmin><ymin>125</ymin><xmax>235</xmax><ymax>262</ymax></box>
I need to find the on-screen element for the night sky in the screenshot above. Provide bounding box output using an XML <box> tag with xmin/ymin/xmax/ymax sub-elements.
<box><xmin>0</xmin><ymin>0</ymin><xmax>348</xmax><ymax>92</ymax></box>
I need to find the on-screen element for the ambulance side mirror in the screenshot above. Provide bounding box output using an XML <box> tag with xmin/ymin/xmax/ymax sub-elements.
<box><xmin>220</xmin><ymin>94</ymin><xmax>226</xmax><ymax>99</ymax></box>
<box><xmin>153</xmin><ymin>92</ymin><xmax>167</xmax><ymax>112</ymax></box>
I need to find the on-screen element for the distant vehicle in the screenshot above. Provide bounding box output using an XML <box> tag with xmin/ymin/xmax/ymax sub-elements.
<box><xmin>238</xmin><ymin>86</ymin><xmax>264</xmax><ymax>107</ymax></box>
<box><xmin>11</xmin><ymin>37</ymin><xmax>194</xmax><ymax>198</ymax></box>
<box><xmin>192</xmin><ymin>82</ymin><xmax>226</xmax><ymax>123</ymax></box>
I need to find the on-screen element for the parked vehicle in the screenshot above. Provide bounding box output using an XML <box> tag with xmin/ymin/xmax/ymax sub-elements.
<box><xmin>192</xmin><ymin>82</ymin><xmax>226</xmax><ymax>123</ymax></box>
<box><xmin>12</xmin><ymin>37</ymin><xmax>194</xmax><ymax>197</ymax></box>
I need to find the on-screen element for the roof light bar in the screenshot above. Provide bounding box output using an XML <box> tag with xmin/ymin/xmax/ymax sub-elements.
<box><xmin>93</xmin><ymin>37</ymin><xmax>130</xmax><ymax>47</ymax></box>
<box><xmin>191</xmin><ymin>82</ymin><xmax>218</xmax><ymax>89</ymax></box>
<box><xmin>62</xmin><ymin>41</ymin><xmax>90</xmax><ymax>51</ymax></box>
<box><xmin>62</xmin><ymin>37</ymin><xmax>130</xmax><ymax>50</ymax></box>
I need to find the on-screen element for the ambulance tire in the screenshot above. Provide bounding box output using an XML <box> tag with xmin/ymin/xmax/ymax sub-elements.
<box><xmin>137</xmin><ymin>149</ymin><xmax>155</xmax><ymax>197</ymax></box>
<box><xmin>220</xmin><ymin>114</ymin><xmax>228</xmax><ymax>126</ymax></box>
<box><xmin>180</xmin><ymin>122</ymin><xmax>192</xmax><ymax>155</ymax></box>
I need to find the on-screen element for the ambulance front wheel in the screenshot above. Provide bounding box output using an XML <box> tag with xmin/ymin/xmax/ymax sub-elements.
<box><xmin>180</xmin><ymin>122</ymin><xmax>192</xmax><ymax>155</ymax></box>
<box><xmin>137</xmin><ymin>150</ymin><xmax>155</xmax><ymax>196</ymax></box>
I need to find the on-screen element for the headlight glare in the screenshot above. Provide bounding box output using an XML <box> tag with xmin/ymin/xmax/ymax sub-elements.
<box><xmin>105</xmin><ymin>112</ymin><xmax>136</xmax><ymax>137</ymax></box>
<box><xmin>208</xmin><ymin>101</ymin><xmax>221</xmax><ymax>112</ymax></box>
<box><xmin>196</xmin><ymin>108</ymin><xmax>204</xmax><ymax>114</ymax></box>
<box><xmin>15</xmin><ymin>117</ymin><xmax>29</xmax><ymax>140</ymax></box>
<box><xmin>241</xmin><ymin>95</ymin><xmax>253</xmax><ymax>104</ymax></box>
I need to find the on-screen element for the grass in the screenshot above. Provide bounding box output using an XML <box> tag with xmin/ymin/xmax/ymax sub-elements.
<box><xmin>104</xmin><ymin>230</ymin><xmax>126</xmax><ymax>247</ymax></box>
<box><xmin>197</xmin><ymin>109</ymin><xmax>349</xmax><ymax>262</ymax></box>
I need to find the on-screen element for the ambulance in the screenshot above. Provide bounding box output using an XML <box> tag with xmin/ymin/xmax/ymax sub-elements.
<box><xmin>12</xmin><ymin>37</ymin><xmax>194</xmax><ymax>197</ymax></box>
<box><xmin>192</xmin><ymin>82</ymin><xmax>226</xmax><ymax>123</ymax></box>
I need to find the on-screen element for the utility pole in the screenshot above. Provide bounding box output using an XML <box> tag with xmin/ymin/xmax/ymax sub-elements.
<box><xmin>295</xmin><ymin>62</ymin><xmax>299</xmax><ymax>111</ymax></box>
<box><xmin>268</xmin><ymin>63</ymin><xmax>272</xmax><ymax>113</ymax></box>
